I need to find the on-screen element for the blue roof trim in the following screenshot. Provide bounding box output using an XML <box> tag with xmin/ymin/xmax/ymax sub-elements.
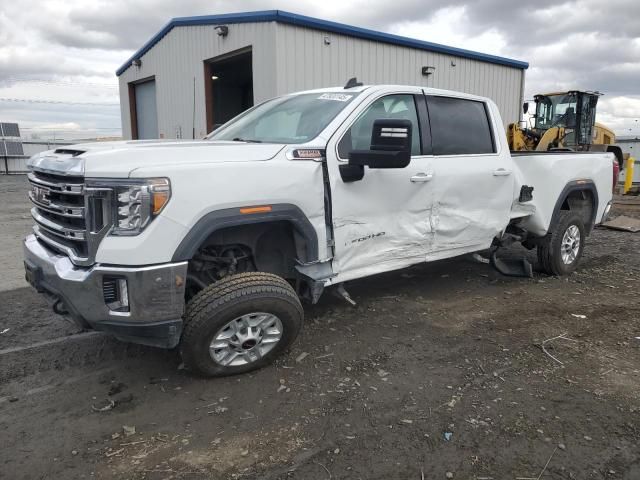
<box><xmin>116</xmin><ymin>10</ymin><xmax>528</xmax><ymax>76</ymax></box>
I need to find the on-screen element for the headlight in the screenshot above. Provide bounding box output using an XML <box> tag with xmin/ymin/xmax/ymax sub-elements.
<box><xmin>87</xmin><ymin>178</ymin><xmax>171</xmax><ymax>236</ymax></box>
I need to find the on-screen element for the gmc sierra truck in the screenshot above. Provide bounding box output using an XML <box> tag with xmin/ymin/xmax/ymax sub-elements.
<box><xmin>23</xmin><ymin>84</ymin><xmax>616</xmax><ymax>376</ymax></box>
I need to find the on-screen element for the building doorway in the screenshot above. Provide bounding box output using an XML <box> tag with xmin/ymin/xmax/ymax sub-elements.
<box><xmin>204</xmin><ymin>48</ymin><xmax>253</xmax><ymax>134</ymax></box>
<box><xmin>128</xmin><ymin>77</ymin><xmax>158</xmax><ymax>139</ymax></box>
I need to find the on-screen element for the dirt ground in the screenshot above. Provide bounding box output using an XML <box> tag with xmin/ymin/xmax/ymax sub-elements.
<box><xmin>0</xmin><ymin>175</ymin><xmax>33</xmax><ymax>292</ymax></box>
<box><xmin>0</xmin><ymin>176</ymin><xmax>77</xmax><ymax>348</ymax></box>
<box><xmin>1</xmin><ymin>174</ymin><xmax>639</xmax><ymax>480</ymax></box>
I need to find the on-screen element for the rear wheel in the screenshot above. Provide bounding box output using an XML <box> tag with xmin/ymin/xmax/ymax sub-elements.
<box><xmin>537</xmin><ymin>211</ymin><xmax>585</xmax><ymax>276</ymax></box>
<box><xmin>181</xmin><ymin>272</ymin><xmax>303</xmax><ymax>377</ymax></box>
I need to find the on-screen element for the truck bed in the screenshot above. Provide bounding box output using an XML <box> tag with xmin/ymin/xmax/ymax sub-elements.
<box><xmin>510</xmin><ymin>151</ymin><xmax>614</xmax><ymax>236</ymax></box>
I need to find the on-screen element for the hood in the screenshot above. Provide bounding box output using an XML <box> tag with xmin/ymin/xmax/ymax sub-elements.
<box><xmin>28</xmin><ymin>140</ymin><xmax>287</xmax><ymax>177</ymax></box>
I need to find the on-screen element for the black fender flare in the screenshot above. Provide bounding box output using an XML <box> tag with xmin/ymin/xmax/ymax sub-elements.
<box><xmin>171</xmin><ymin>203</ymin><xmax>319</xmax><ymax>262</ymax></box>
<box><xmin>606</xmin><ymin>145</ymin><xmax>624</xmax><ymax>169</ymax></box>
<box><xmin>549</xmin><ymin>180</ymin><xmax>599</xmax><ymax>234</ymax></box>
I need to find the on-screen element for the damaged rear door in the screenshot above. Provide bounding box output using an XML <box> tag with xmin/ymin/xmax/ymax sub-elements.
<box><xmin>326</xmin><ymin>91</ymin><xmax>435</xmax><ymax>280</ymax></box>
<box><xmin>423</xmin><ymin>94</ymin><xmax>514</xmax><ymax>259</ymax></box>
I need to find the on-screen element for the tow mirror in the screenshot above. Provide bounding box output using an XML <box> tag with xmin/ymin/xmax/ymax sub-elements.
<box><xmin>523</xmin><ymin>102</ymin><xmax>529</xmax><ymax>114</ymax></box>
<box><xmin>339</xmin><ymin>119</ymin><xmax>413</xmax><ymax>183</ymax></box>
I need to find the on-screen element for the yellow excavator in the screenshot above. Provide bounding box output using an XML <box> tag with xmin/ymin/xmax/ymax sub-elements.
<box><xmin>507</xmin><ymin>90</ymin><xmax>624</xmax><ymax>167</ymax></box>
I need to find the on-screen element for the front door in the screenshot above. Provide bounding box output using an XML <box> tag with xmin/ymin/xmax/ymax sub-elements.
<box><xmin>325</xmin><ymin>92</ymin><xmax>435</xmax><ymax>282</ymax></box>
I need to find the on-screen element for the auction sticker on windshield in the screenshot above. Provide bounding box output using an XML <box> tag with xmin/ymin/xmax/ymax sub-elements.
<box><xmin>318</xmin><ymin>93</ymin><xmax>353</xmax><ymax>102</ymax></box>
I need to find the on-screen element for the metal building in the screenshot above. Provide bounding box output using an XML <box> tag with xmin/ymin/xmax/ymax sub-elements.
<box><xmin>117</xmin><ymin>10</ymin><xmax>528</xmax><ymax>140</ymax></box>
<box><xmin>615</xmin><ymin>136</ymin><xmax>640</xmax><ymax>157</ymax></box>
<box><xmin>616</xmin><ymin>136</ymin><xmax>640</xmax><ymax>183</ymax></box>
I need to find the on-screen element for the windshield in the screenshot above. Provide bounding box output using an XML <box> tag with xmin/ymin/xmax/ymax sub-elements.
<box><xmin>207</xmin><ymin>92</ymin><xmax>359</xmax><ymax>144</ymax></box>
<box><xmin>534</xmin><ymin>93</ymin><xmax>577</xmax><ymax>130</ymax></box>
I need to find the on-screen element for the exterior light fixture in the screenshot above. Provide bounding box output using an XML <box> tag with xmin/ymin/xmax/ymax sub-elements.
<box><xmin>421</xmin><ymin>66</ymin><xmax>435</xmax><ymax>76</ymax></box>
<box><xmin>214</xmin><ymin>25</ymin><xmax>229</xmax><ymax>37</ymax></box>
<box><xmin>132</xmin><ymin>59</ymin><xmax>142</xmax><ymax>68</ymax></box>
<box><xmin>211</xmin><ymin>75</ymin><xmax>219</xmax><ymax>80</ymax></box>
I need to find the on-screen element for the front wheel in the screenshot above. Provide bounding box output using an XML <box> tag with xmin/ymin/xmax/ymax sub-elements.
<box><xmin>181</xmin><ymin>272</ymin><xmax>304</xmax><ymax>377</ymax></box>
<box><xmin>537</xmin><ymin>210</ymin><xmax>586</xmax><ymax>276</ymax></box>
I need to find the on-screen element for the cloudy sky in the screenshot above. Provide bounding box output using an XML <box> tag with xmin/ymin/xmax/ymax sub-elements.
<box><xmin>1</xmin><ymin>0</ymin><xmax>638</xmax><ymax>140</ymax></box>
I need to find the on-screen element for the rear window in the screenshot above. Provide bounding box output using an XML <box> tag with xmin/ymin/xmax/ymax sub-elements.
<box><xmin>427</xmin><ymin>97</ymin><xmax>495</xmax><ymax>155</ymax></box>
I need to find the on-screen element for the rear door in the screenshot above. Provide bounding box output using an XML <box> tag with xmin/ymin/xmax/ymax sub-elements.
<box><xmin>325</xmin><ymin>91</ymin><xmax>435</xmax><ymax>281</ymax></box>
<box><xmin>423</xmin><ymin>94</ymin><xmax>514</xmax><ymax>258</ymax></box>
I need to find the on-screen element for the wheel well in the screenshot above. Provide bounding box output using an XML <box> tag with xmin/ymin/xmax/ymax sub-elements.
<box><xmin>185</xmin><ymin>221</ymin><xmax>309</xmax><ymax>299</ymax></box>
<box><xmin>607</xmin><ymin>145</ymin><xmax>624</xmax><ymax>169</ymax></box>
<box><xmin>559</xmin><ymin>189</ymin><xmax>595</xmax><ymax>232</ymax></box>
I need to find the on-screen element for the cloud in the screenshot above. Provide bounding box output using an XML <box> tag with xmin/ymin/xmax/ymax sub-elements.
<box><xmin>1</xmin><ymin>100</ymin><xmax>121</xmax><ymax>140</ymax></box>
<box><xmin>0</xmin><ymin>50</ymin><xmax>99</xmax><ymax>83</ymax></box>
<box><xmin>0</xmin><ymin>0</ymin><xmax>638</xmax><ymax>137</ymax></box>
<box><xmin>597</xmin><ymin>96</ymin><xmax>640</xmax><ymax>134</ymax></box>
<box><xmin>42</xmin><ymin>24</ymin><xmax>122</xmax><ymax>51</ymax></box>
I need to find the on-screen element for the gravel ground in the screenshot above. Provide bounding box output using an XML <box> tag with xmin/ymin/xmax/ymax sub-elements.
<box><xmin>1</xmin><ymin>173</ymin><xmax>639</xmax><ymax>479</ymax></box>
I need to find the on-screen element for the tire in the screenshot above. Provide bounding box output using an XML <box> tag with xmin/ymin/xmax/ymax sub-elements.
<box><xmin>181</xmin><ymin>272</ymin><xmax>303</xmax><ymax>377</ymax></box>
<box><xmin>537</xmin><ymin>210</ymin><xmax>586</xmax><ymax>276</ymax></box>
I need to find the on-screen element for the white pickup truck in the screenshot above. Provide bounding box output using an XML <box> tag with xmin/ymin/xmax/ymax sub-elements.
<box><xmin>24</xmin><ymin>84</ymin><xmax>616</xmax><ymax>376</ymax></box>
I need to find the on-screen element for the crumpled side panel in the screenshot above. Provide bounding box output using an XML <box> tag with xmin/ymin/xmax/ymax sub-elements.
<box><xmin>329</xmin><ymin>165</ymin><xmax>437</xmax><ymax>279</ymax></box>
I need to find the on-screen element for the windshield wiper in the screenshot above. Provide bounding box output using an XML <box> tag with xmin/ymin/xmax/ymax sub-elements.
<box><xmin>232</xmin><ymin>137</ymin><xmax>262</xmax><ymax>143</ymax></box>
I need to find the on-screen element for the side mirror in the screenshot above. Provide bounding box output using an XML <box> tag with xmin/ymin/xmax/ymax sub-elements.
<box><xmin>523</xmin><ymin>102</ymin><xmax>529</xmax><ymax>114</ymax></box>
<box><xmin>339</xmin><ymin>119</ymin><xmax>413</xmax><ymax>182</ymax></box>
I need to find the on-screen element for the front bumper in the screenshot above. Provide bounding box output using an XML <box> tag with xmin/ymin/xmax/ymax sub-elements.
<box><xmin>23</xmin><ymin>234</ymin><xmax>187</xmax><ymax>348</ymax></box>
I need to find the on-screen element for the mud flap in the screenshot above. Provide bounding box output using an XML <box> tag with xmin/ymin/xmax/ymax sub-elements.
<box><xmin>490</xmin><ymin>249</ymin><xmax>533</xmax><ymax>278</ymax></box>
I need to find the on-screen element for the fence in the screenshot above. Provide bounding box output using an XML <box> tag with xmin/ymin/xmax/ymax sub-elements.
<box><xmin>1</xmin><ymin>140</ymin><xmax>73</xmax><ymax>174</ymax></box>
<box><xmin>2</xmin><ymin>155</ymin><xmax>30</xmax><ymax>174</ymax></box>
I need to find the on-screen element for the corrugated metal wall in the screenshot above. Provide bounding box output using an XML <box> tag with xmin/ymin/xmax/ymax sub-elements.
<box><xmin>616</xmin><ymin>140</ymin><xmax>640</xmax><ymax>157</ymax></box>
<box><xmin>22</xmin><ymin>141</ymin><xmax>72</xmax><ymax>157</ymax></box>
<box><xmin>273</xmin><ymin>23</ymin><xmax>523</xmax><ymax>127</ymax></box>
<box><xmin>118</xmin><ymin>21</ymin><xmax>525</xmax><ymax>139</ymax></box>
<box><xmin>1</xmin><ymin>157</ymin><xmax>29</xmax><ymax>174</ymax></box>
<box><xmin>118</xmin><ymin>22</ymin><xmax>278</xmax><ymax>139</ymax></box>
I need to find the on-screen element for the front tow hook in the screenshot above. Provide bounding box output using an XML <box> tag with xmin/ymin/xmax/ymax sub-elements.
<box><xmin>53</xmin><ymin>299</ymin><xmax>70</xmax><ymax>315</ymax></box>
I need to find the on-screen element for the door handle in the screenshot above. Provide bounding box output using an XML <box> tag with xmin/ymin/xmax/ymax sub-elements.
<box><xmin>410</xmin><ymin>173</ymin><xmax>433</xmax><ymax>183</ymax></box>
<box><xmin>493</xmin><ymin>168</ymin><xmax>512</xmax><ymax>176</ymax></box>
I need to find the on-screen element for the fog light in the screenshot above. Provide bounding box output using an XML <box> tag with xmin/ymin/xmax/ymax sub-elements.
<box><xmin>118</xmin><ymin>278</ymin><xmax>129</xmax><ymax>309</ymax></box>
<box><xmin>103</xmin><ymin>277</ymin><xmax>130</xmax><ymax>312</ymax></box>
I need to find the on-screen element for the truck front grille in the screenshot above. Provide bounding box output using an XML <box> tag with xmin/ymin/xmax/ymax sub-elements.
<box><xmin>28</xmin><ymin>169</ymin><xmax>110</xmax><ymax>266</ymax></box>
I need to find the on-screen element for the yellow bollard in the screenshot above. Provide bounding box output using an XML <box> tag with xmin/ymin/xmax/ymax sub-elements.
<box><xmin>624</xmin><ymin>156</ymin><xmax>635</xmax><ymax>194</ymax></box>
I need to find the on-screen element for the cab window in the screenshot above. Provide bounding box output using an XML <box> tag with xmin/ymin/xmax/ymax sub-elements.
<box><xmin>338</xmin><ymin>94</ymin><xmax>421</xmax><ymax>158</ymax></box>
<box><xmin>427</xmin><ymin>96</ymin><xmax>496</xmax><ymax>155</ymax></box>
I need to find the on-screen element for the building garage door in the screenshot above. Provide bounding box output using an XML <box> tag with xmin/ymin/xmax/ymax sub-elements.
<box><xmin>134</xmin><ymin>80</ymin><xmax>158</xmax><ymax>139</ymax></box>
